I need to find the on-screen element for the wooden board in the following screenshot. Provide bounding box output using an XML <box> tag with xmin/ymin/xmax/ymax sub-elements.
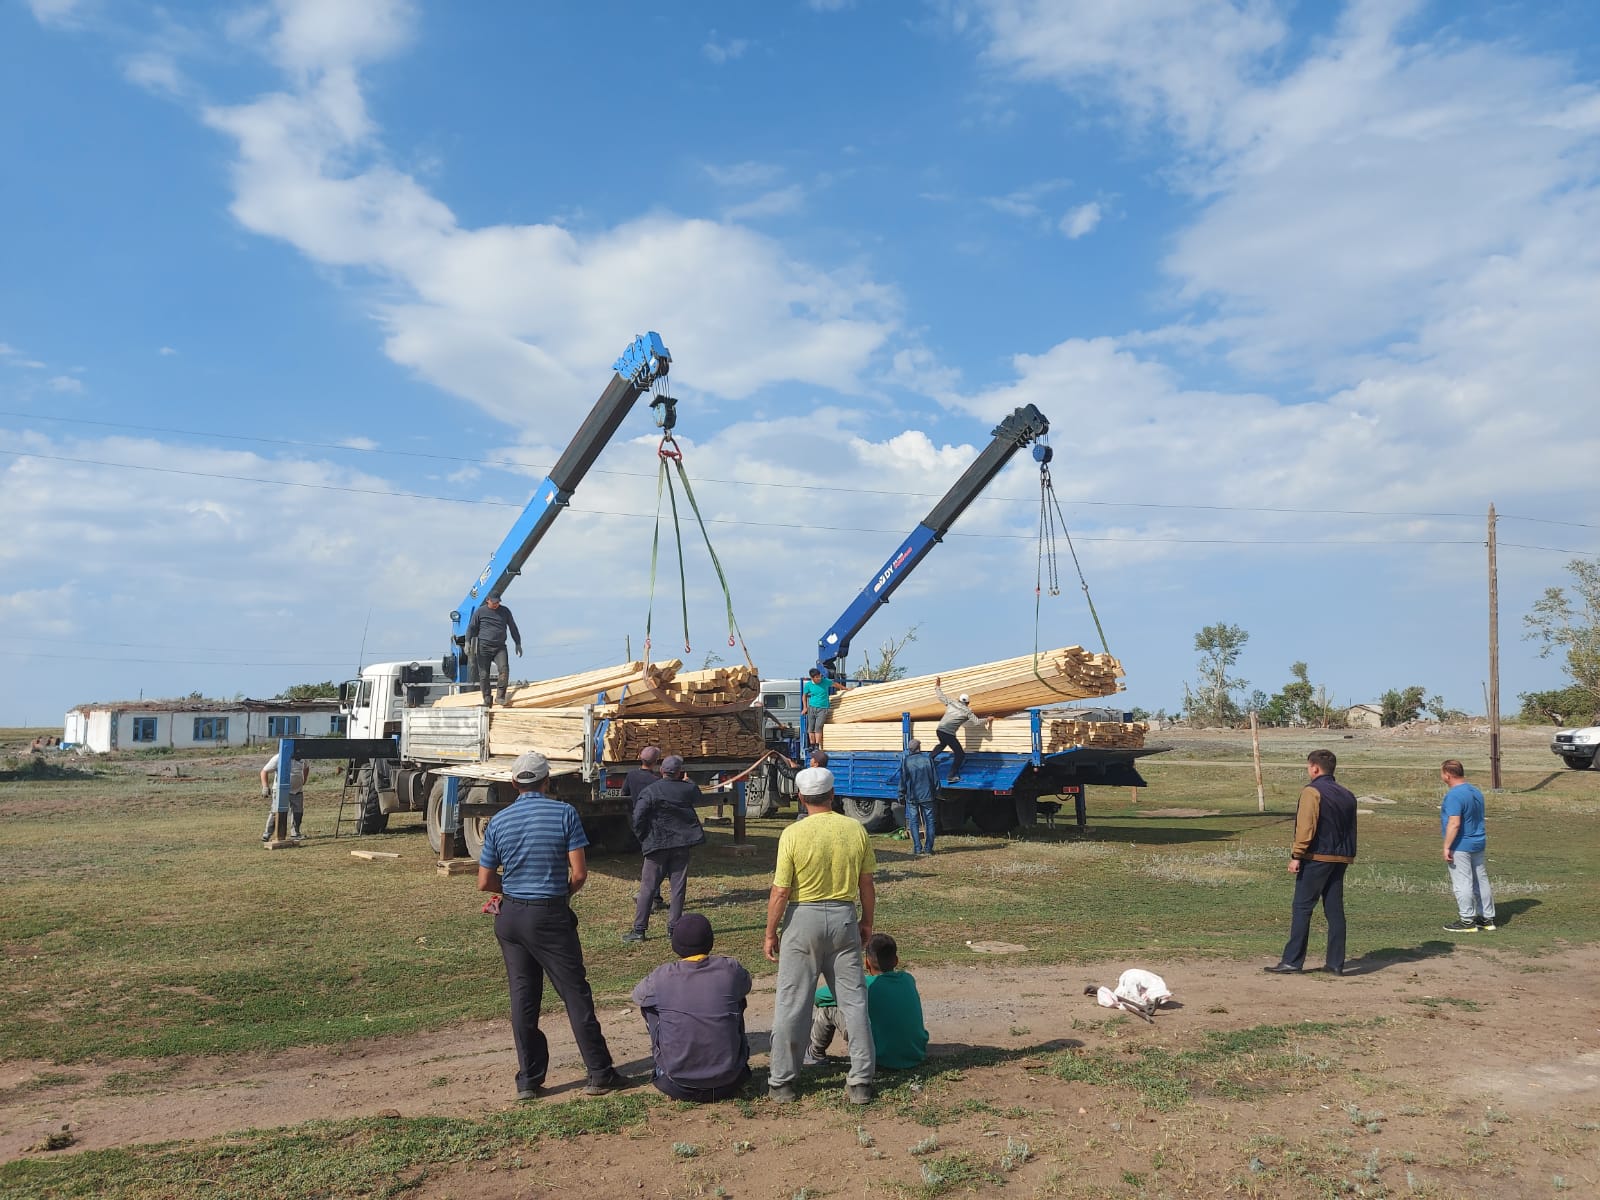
<box><xmin>829</xmin><ymin>646</ymin><xmax>1124</xmax><ymax>723</ymax></box>
<box><xmin>483</xmin><ymin>707</ymin><xmax>766</xmax><ymax>764</ymax></box>
<box><xmin>433</xmin><ymin>660</ymin><xmax>683</xmax><ymax>709</ymax></box>
<box><xmin>822</xmin><ymin>716</ymin><xmax>1037</xmax><ymax>753</ymax></box>
<box><xmin>349</xmin><ymin>850</ymin><xmax>401</xmax><ymax>860</ymax></box>
<box><xmin>1045</xmin><ymin>720</ymin><xmax>1148</xmax><ymax>751</ymax></box>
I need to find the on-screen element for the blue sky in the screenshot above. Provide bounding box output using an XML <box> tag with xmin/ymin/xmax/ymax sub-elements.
<box><xmin>3</xmin><ymin>0</ymin><xmax>1598</xmax><ymax>729</ymax></box>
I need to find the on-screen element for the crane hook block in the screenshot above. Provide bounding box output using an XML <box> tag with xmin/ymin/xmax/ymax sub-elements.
<box><xmin>614</xmin><ymin>332</ymin><xmax>672</xmax><ymax>385</ymax></box>
<box><xmin>1033</xmin><ymin>442</ymin><xmax>1054</xmax><ymax>464</ymax></box>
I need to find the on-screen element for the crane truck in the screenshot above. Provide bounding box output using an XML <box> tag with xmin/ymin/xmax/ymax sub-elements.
<box><xmin>747</xmin><ymin>403</ymin><xmax>1159</xmax><ymax>834</ymax></box>
<box><xmin>267</xmin><ymin>333</ymin><xmax>761</xmax><ymax>855</ymax></box>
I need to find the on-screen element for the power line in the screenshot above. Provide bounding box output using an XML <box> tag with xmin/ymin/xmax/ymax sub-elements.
<box><xmin>4</xmin><ymin>410</ymin><xmax>1589</xmax><ymax>528</ymax></box>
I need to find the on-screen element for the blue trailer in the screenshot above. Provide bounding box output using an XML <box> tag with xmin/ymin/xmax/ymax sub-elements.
<box><xmin>826</xmin><ymin>709</ymin><xmax>1158</xmax><ymax>835</ymax></box>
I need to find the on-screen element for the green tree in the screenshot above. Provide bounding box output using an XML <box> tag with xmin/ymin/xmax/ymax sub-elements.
<box><xmin>1183</xmin><ymin>622</ymin><xmax>1249</xmax><ymax>726</ymax></box>
<box><xmin>279</xmin><ymin>681</ymin><xmax>339</xmax><ymax>701</ymax></box>
<box><xmin>1524</xmin><ymin>557</ymin><xmax>1600</xmax><ymax>711</ymax></box>
<box><xmin>1518</xmin><ymin>684</ymin><xmax>1600</xmax><ymax>725</ymax></box>
<box><xmin>1379</xmin><ymin>686</ymin><xmax>1427</xmax><ymax>727</ymax></box>
<box><xmin>856</xmin><ymin>626</ymin><xmax>920</xmax><ymax>682</ymax></box>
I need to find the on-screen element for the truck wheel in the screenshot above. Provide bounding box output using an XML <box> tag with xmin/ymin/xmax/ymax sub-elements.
<box><xmin>968</xmin><ymin>801</ymin><xmax>1019</xmax><ymax>834</ymax></box>
<box><xmin>585</xmin><ymin>817</ymin><xmax>639</xmax><ymax>854</ymax></box>
<box><xmin>354</xmin><ymin>765</ymin><xmax>388</xmax><ymax>835</ymax></box>
<box><xmin>425</xmin><ymin>779</ymin><xmax>466</xmax><ymax>859</ymax></box>
<box><xmin>842</xmin><ymin>796</ymin><xmax>895</xmax><ymax>833</ymax></box>
<box><xmin>936</xmin><ymin>797</ymin><xmax>967</xmax><ymax>834</ymax></box>
<box><xmin>1564</xmin><ymin>755</ymin><xmax>1593</xmax><ymax>770</ymax></box>
<box><xmin>746</xmin><ymin>765</ymin><xmax>780</xmax><ymax>818</ymax></box>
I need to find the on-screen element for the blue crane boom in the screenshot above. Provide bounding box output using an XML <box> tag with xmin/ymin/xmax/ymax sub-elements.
<box><xmin>816</xmin><ymin>403</ymin><xmax>1050</xmax><ymax>677</ymax></box>
<box><xmin>448</xmin><ymin>332</ymin><xmax>672</xmax><ymax>677</ymax></box>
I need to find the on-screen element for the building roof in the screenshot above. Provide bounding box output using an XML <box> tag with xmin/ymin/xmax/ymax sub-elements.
<box><xmin>68</xmin><ymin>697</ymin><xmax>340</xmax><ymax>715</ymax></box>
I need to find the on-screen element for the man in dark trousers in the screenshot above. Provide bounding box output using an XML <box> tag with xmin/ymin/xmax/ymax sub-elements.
<box><xmin>622</xmin><ymin>746</ymin><xmax>667</xmax><ymax>914</ymax></box>
<box><xmin>477</xmin><ymin>750</ymin><xmax>632</xmax><ymax>1099</ymax></box>
<box><xmin>1265</xmin><ymin>748</ymin><xmax>1358</xmax><ymax>976</ymax></box>
<box><xmin>631</xmin><ymin>912</ymin><xmax>753</xmax><ymax>1102</ymax></box>
<box><xmin>624</xmin><ymin>755</ymin><xmax>706</xmax><ymax>943</ymax></box>
<box><xmin>467</xmin><ymin>593</ymin><xmax>523</xmax><ymax>707</ymax></box>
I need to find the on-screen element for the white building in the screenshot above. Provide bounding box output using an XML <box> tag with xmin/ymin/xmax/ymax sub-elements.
<box><xmin>63</xmin><ymin>698</ymin><xmax>345</xmax><ymax>754</ymax></box>
<box><xmin>1346</xmin><ymin>703</ymin><xmax>1384</xmax><ymax>729</ymax></box>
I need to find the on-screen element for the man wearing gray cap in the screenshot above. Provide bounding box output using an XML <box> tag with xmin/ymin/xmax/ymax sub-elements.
<box><xmin>478</xmin><ymin>750</ymin><xmax>631</xmax><ymax>1099</ymax></box>
<box><xmin>898</xmin><ymin>738</ymin><xmax>939</xmax><ymax>856</ymax></box>
<box><xmin>763</xmin><ymin>765</ymin><xmax>877</xmax><ymax>1105</ymax></box>
<box><xmin>624</xmin><ymin>755</ymin><xmax>706</xmax><ymax>944</ymax></box>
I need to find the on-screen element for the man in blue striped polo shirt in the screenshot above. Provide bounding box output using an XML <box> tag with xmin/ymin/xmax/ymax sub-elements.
<box><xmin>478</xmin><ymin>751</ymin><xmax>632</xmax><ymax>1099</ymax></box>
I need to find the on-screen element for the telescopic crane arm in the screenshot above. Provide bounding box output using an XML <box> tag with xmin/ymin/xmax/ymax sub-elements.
<box><xmin>816</xmin><ymin>403</ymin><xmax>1050</xmax><ymax>678</ymax></box>
<box><xmin>448</xmin><ymin>333</ymin><xmax>672</xmax><ymax>678</ymax></box>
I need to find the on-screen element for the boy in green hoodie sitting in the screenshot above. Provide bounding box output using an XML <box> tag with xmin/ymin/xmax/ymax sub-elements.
<box><xmin>805</xmin><ymin>932</ymin><xmax>928</xmax><ymax>1070</ymax></box>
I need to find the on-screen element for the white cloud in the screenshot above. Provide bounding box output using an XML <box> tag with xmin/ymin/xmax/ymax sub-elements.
<box><xmin>702</xmin><ymin>34</ymin><xmax>750</xmax><ymax>65</ymax></box>
<box><xmin>1059</xmin><ymin>201</ymin><xmax>1102</xmax><ymax>239</ymax></box>
<box><xmin>158</xmin><ymin>346</ymin><xmax>178</xmax><ymax>356</ymax></box>
<box><xmin>26</xmin><ymin>0</ymin><xmax>85</xmax><ymax>28</ymax></box>
<box><xmin>982</xmin><ymin>178</ymin><xmax>1071</xmax><ymax>222</ymax></box>
<box><xmin>723</xmin><ymin>185</ymin><xmax>805</xmax><ymax>221</ymax></box>
<box><xmin>47</xmin><ymin>375</ymin><xmax>84</xmax><ymax>393</ymax></box>
<box><xmin>124</xmin><ymin>51</ymin><xmax>183</xmax><ymax>95</ymax></box>
<box><xmin>266</xmin><ymin>0</ymin><xmax>417</xmax><ymax>75</ymax></box>
<box><xmin>704</xmin><ymin>161</ymin><xmax>784</xmax><ymax>188</ymax></box>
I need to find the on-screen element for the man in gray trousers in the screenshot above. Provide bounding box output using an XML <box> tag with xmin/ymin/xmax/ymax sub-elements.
<box><xmin>762</xmin><ymin>767</ymin><xmax>877</xmax><ymax>1105</ymax></box>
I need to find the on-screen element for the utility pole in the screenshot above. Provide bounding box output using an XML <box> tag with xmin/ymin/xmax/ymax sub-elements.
<box><xmin>1488</xmin><ymin>504</ymin><xmax>1502</xmax><ymax>789</ymax></box>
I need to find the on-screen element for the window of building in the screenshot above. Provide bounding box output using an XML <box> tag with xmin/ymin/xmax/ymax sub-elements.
<box><xmin>131</xmin><ymin>717</ymin><xmax>157</xmax><ymax>743</ymax></box>
<box><xmin>193</xmin><ymin>716</ymin><xmax>229</xmax><ymax>742</ymax></box>
<box><xmin>267</xmin><ymin>715</ymin><xmax>301</xmax><ymax>738</ymax></box>
<box><xmin>329</xmin><ymin>714</ymin><xmax>347</xmax><ymax>735</ymax></box>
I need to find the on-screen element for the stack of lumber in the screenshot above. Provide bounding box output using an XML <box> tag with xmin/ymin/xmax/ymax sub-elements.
<box><xmin>484</xmin><ymin>706</ymin><xmax>765</xmax><ymax>763</ymax></box>
<box><xmin>1045</xmin><ymin>719</ymin><xmax>1148</xmax><ymax>751</ymax></box>
<box><xmin>435</xmin><ymin>661</ymin><xmax>760</xmax><ymax>716</ymax></box>
<box><xmin>434</xmin><ymin>660</ymin><xmax>682</xmax><ymax>709</ymax></box>
<box><xmin>829</xmin><ymin>646</ymin><xmax>1124</xmax><ymax>723</ymax></box>
<box><xmin>824</xmin><ymin>716</ymin><xmax>1036</xmax><ymax>753</ymax></box>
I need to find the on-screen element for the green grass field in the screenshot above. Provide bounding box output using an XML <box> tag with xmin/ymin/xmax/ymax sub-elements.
<box><xmin>3</xmin><ymin>728</ymin><xmax>1593</xmax><ymax>1066</ymax></box>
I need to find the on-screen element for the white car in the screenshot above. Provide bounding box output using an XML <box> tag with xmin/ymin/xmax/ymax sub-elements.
<box><xmin>1551</xmin><ymin>725</ymin><xmax>1600</xmax><ymax>770</ymax></box>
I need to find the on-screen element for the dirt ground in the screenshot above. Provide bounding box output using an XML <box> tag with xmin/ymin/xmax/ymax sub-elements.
<box><xmin>4</xmin><ymin>943</ymin><xmax>1598</xmax><ymax>1197</ymax></box>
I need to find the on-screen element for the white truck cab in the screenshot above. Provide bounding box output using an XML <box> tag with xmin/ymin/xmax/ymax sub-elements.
<box><xmin>340</xmin><ymin>661</ymin><xmax>455</xmax><ymax>741</ymax></box>
<box><xmin>1551</xmin><ymin>724</ymin><xmax>1600</xmax><ymax>770</ymax></box>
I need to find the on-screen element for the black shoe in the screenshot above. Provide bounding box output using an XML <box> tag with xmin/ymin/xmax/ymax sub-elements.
<box><xmin>1323</xmin><ymin>965</ymin><xmax>1344</xmax><ymax>976</ymax></box>
<box><xmin>583</xmin><ymin>1070</ymin><xmax>635</xmax><ymax>1096</ymax></box>
<box><xmin>515</xmin><ymin>1084</ymin><xmax>544</xmax><ymax>1101</ymax></box>
<box><xmin>1262</xmin><ymin>963</ymin><xmax>1300</xmax><ymax>974</ymax></box>
<box><xmin>496</xmin><ymin>694</ymin><xmax>508</xmax><ymax>706</ymax></box>
<box><xmin>651</xmin><ymin>896</ymin><xmax>668</xmax><ymax>913</ymax></box>
<box><xmin>1477</xmin><ymin>918</ymin><xmax>1497</xmax><ymax>931</ymax></box>
<box><xmin>1442</xmin><ymin>920</ymin><xmax>1478</xmax><ymax>933</ymax></box>
<box><xmin>768</xmin><ymin>1082</ymin><xmax>799</xmax><ymax>1103</ymax></box>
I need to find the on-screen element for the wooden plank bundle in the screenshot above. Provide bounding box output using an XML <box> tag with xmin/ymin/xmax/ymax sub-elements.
<box><xmin>822</xmin><ymin>716</ymin><xmax>1036</xmax><ymax>753</ymax></box>
<box><xmin>1045</xmin><ymin>720</ymin><xmax>1148</xmax><ymax>751</ymax></box>
<box><xmin>435</xmin><ymin>660</ymin><xmax>682</xmax><ymax>709</ymax></box>
<box><xmin>484</xmin><ymin>706</ymin><xmax>765</xmax><ymax>763</ymax></box>
<box><xmin>614</xmin><ymin>664</ymin><xmax>762</xmax><ymax>716</ymax></box>
<box><xmin>829</xmin><ymin>646</ymin><xmax>1124</xmax><ymax>723</ymax></box>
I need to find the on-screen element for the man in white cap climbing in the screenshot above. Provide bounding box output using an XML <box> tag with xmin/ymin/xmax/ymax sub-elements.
<box><xmin>478</xmin><ymin>750</ymin><xmax>632</xmax><ymax>1100</ymax></box>
<box><xmin>763</xmin><ymin>765</ymin><xmax>877</xmax><ymax>1105</ymax></box>
<box><xmin>931</xmin><ymin>676</ymin><xmax>989</xmax><ymax>783</ymax></box>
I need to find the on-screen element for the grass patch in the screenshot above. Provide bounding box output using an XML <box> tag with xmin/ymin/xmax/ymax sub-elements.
<box><xmin>0</xmin><ymin>1096</ymin><xmax>648</xmax><ymax>1199</ymax></box>
<box><xmin>1050</xmin><ymin>1021</ymin><xmax>1362</xmax><ymax>1109</ymax></box>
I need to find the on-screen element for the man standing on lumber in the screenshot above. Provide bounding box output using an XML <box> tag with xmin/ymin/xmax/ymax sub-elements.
<box><xmin>1264</xmin><ymin>749</ymin><xmax>1358</xmax><ymax>977</ymax></box>
<box><xmin>898</xmin><ymin>738</ymin><xmax>939</xmax><ymax>856</ymax></box>
<box><xmin>477</xmin><ymin>751</ymin><xmax>633</xmax><ymax>1099</ymax></box>
<box><xmin>763</xmin><ymin>766</ymin><xmax>877</xmax><ymax>1105</ymax></box>
<box><xmin>622</xmin><ymin>746</ymin><xmax>667</xmax><ymax>914</ymax></box>
<box><xmin>624</xmin><ymin>755</ymin><xmax>706</xmax><ymax>944</ymax></box>
<box><xmin>932</xmin><ymin>676</ymin><xmax>989</xmax><ymax>784</ymax></box>
<box><xmin>802</xmin><ymin>667</ymin><xmax>842</xmax><ymax>748</ymax></box>
<box><xmin>467</xmin><ymin>592</ymin><xmax>523</xmax><ymax>707</ymax></box>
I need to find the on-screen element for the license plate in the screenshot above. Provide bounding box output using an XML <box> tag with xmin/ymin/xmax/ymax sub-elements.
<box><xmin>600</xmin><ymin>788</ymin><xmax>625</xmax><ymax>799</ymax></box>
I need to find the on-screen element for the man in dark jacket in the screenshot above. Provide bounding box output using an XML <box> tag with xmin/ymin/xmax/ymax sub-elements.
<box><xmin>622</xmin><ymin>746</ymin><xmax>667</xmax><ymax>914</ymax></box>
<box><xmin>1265</xmin><ymin>748</ymin><xmax>1358</xmax><ymax>976</ymax></box>
<box><xmin>897</xmin><ymin>739</ymin><xmax>939</xmax><ymax>856</ymax></box>
<box><xmin>466</xmin><ymin>593</ymin><xmax>523</xmax><ymax>707</ymax></box>
<box><xmin>631</xmin><ymin>912</ymin><xmax>752</xmax><ymax>1102</ymax></box>
<box><xmin>624</xmin><ymin>755</ymin><xmax>706</xmax><ymax>943</ymax></box>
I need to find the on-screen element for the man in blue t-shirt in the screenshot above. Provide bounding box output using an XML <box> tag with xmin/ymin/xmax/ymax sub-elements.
<box><xmin>478</xmin><ymin>751</ymin><xmax>633</xmax><ymax>1099</ymax></box>
<box><xmin>1438</xmin><ymin>759</ymin><xmax>1496</xmax><ymax>933</ymax></box>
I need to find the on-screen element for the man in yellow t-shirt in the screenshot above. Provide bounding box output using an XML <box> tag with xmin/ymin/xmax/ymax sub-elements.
<box><xmin>763</xmin><ymin>767</ymin><xmax>877</xmax><ymax>1105</ymax></box>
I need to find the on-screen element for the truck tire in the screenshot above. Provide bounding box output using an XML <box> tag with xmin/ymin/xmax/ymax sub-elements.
<box><xmin>585</xmin><ymin>816</ymin><xmax>639</xmax><ymax>854</ymax></box>
<box><xmin>425</xmin><ymin>779</ymin><xmax>467</xmax><ymax>859</ymax></box>
<box><xmin>746</xmin><ymin>764</ymin><xmax>780</xmax><ymax>818</ymax></box>
<box><xmin>842</xmin><ymin>795</ymin><xmax>895</xmax><ymax>833</ymax></box>
<box><xmin>354</xmin><ymin>765</ymin><xmax>389</xmax><ymax>835</ymax></box>
<box><xmin>461</xmin><ymin>786</ymin><xmax>493</xmax><ymax>860</ymax></box>
<box><xmin>1563</xmin><ymin>755</ymin><xmax>1593</xmax><ymax>770</ymax></box>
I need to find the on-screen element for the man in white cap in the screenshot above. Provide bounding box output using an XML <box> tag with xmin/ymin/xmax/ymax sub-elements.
<box><xmin>763</xmin><ymin>765</ymin><xmax>877</xmax><ymax>1105</ymax></box>
<box><xmin>478</xmin><ymin>750</ymin><xmax>632</xmax><ymax>1100</ymax></box>
<box><xmin>932</xmin><ymin>676</ymin><xmax>989</xmax><ymax>784</ymax></box>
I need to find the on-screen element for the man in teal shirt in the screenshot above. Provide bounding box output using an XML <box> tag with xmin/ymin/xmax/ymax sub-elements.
<box><xmin>802</xmin><ymin>667</ymin><xmax>841</xmax><ymax>749</ymax></box>
<box><xmin>1439</xmin><ymin>759</ymin><xmax>1496</xmax><ymax>933</ymax></box>
<box><xmin>806</xmin><ymin>932</ymin><xmax>928</xmax><ymax>1070</ymax></box>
